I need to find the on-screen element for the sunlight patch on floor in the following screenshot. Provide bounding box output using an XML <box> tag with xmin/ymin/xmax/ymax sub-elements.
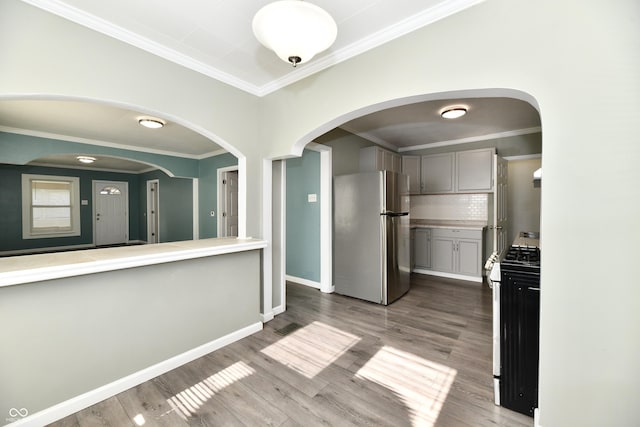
<box><xmin>356</xmin><ymin>346</ymin><xmax>457</xmax><ymax>426</ymax></box>
<box><xmin>167</xmin><ymin>361</ymin><xmax>255</xmax><ymax>419</ymax></box>
<box><xmin>261</xmin><ymin>321</ymin><xmax>361</xmax><ymax>378</ymax></box>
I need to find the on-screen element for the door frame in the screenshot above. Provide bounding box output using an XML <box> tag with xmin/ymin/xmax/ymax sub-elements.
<box><xmin>146</xmin><ymin>179</ymin><xmax>160</xmax><ymax>243</ymax></box>
<box><xmin>92</xmin><ymin>180</ymin><xmax>129</xmax><ymax>246</ymax></box>
<box><xmin>262</xmin><ymin>142</ymin><xmax>332</xmax><ymax>323</ymax></box>
<box><xmin>217</xmin><ymin>165</ymin><xmax>239</xmax><ymax>237</ymax></box>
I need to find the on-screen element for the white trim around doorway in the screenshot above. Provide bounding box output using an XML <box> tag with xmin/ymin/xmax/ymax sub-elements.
<box><xmin>217</xmin><ymin>165</ymin><xmax>239</xmax><ymax>238</ymax></box>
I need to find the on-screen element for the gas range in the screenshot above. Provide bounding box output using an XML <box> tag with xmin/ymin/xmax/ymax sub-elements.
<box><xmin>501</xmin><ymin>233</ymin><xmax>541</xmax><ymax>275</ymax></box>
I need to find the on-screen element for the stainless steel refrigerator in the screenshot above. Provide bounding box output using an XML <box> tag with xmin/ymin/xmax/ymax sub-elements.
<box><xmin>334</xmin><ymin>171</ymin><xmax>411</xmax><ymax>305</ymax></box>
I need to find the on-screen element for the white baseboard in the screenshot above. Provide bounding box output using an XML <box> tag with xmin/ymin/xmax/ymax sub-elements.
<box><xmin>11</xmin><ymin>322</ymin><xmax>263</xmax><ymax>427</ymax></box>
<box><xmin>534</xmin><ymin>407</ymin><xmax>540</xmax><ymax>427</ymax></box>
<box><xmin>272</xmin><ymin>304</ymin><xmax>286</xmax><ymax>316</ymax></box>
<box><xmin>261</xmin><ymin>311</ymin><xmax>274</xmax><ymax>323</ymax></box>
<box><xmin>285</xmin><ymin>275</ymin><xmax>321</xmax><ymax>289</ymax></box>
<box><xmin>320</xmin><ymin>285</ymin><xmax>335</xmax><ymax>294</ymax></box>
<box><xmin>412</xmin><ymin>268</ymin><xmax>482</xmax><ymax>283</ymax></box>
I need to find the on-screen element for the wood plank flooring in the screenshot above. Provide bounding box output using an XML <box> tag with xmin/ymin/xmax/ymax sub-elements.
<box><xmin>49</xmin><ymin>274</ymin><xmax>532</xmax><ymax>427</ymax></box>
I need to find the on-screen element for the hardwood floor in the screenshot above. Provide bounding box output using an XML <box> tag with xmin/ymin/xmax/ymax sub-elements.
<box><xmin>50</xmin><ymin>275</ymin><xmax>532</xmax><ymax>427</ymax></box>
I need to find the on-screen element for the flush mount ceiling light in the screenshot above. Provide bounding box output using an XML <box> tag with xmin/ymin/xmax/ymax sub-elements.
<box><xmin>441</xmin><ymin>107</ymin><xmax>468</xmax><ymax>119</ymax></box>
<box><xmin>76</xmin><ymin>156</ymin><xmax>96</xmax><ymax>164</ymax></box>
<box><xmin>138</xmin><ymin>118</ymin><xmax>165</xmax><ymax>129</ymax></box>
<box><xmin>252</xmin><ymin>1</ymin><xmax>337</xmax><ymax>67</ymax></box>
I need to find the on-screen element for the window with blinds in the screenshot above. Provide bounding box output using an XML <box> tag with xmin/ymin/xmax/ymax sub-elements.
<box><xmin>22</xmin><ymin>174</ymin><xmax>81</xmax><ymax>239</ymax></box>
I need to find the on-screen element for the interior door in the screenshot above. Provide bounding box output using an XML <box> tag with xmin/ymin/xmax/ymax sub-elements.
<box><xmin>223</xmin><ymin>171</ymin><xmax>238</xmax><ymax>237</ymax></box>
<box><xmin>494</xmin><ymin>155</ymin><xmax>508</xmax><ymax>255</ymax></box>
<box><xmin>94</xmin><ymin>180</ymin><xmax>128</xmax><ymax>246</ymax></box>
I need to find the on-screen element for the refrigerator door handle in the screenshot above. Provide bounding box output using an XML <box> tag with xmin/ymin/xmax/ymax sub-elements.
<box><xmin>381</xmin><ymin>211</ymin><xmax>409</xmax><ymax>217</ymax></box>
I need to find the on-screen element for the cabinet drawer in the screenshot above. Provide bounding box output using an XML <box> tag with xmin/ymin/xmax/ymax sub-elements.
<box><xmin>431</xmin><ymin>228</ymin><xmax>482</xmax><ymax>240</ymax></box>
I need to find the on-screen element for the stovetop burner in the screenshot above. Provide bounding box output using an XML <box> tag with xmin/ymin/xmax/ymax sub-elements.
<box><xmin>502</xmin><ymin>245</ymin><xmax>541</xmax><ymax>274</ymax></box>
<box><xmin>504</xmin><ymin>246</ymin><xmax>540</xmax><ymax>264</ymax></box>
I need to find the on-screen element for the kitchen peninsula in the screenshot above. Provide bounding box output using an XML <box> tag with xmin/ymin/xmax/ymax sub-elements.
<box><xmin>0</xmin><ymin>238</ymin><xmax>266</xmax><ymax>425</ymax></box>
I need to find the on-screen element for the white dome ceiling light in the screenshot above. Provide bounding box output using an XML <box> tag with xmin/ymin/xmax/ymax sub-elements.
<box><xmin>252</xmin><ymin>1</ymin><xmax>337</xmax><ymax>68</ymax></box>
<box><xmin>440</xmin><ymin>107</ymin><xmax>468</xmax><ymax>119</ymax></box>
<box><xmin>76</xmin><ymin>156</ymin><xmax>96</xmax><ymax>164</ymax></box>
<box><xmin>138</xmin><ymin>118</ymin><xmax>165</xmax><ymax>129</ymax></box>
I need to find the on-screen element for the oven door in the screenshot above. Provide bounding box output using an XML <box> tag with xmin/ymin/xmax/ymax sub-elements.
<box><xmin>490</xmin><ymin>262</ymin><xmax>501</xmax><ymax>405</ymax></box>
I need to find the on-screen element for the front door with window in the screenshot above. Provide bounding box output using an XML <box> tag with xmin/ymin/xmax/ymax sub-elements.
<box><xmin>94</xmin><ymin>180</ymin><xmax>128</xmax><ymax>246</ymax></box>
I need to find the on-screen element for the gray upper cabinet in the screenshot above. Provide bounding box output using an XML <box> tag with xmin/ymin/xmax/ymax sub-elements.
<box><xmin>421</xmin><ymin>153</ymin><xmax>455</xmax><ymax>193</ymax></box>
<box><xmin>402</xmin><ymin>155</ymin><xmax>421</xmax><ymax>194</ymax></box>
<box><xmin>360</xmin><ymin>146</ymin><xmax>401</xmax><ymax>173</ymax></box>
<box><xmin>456</xmin><ymin>148</ymin><xmax>494</xmax><ymax>192</ymax></box>
<box><xmin>420</xmin><ymin>148</ymin><xmax>495</xmax><ymax>194</ymax></box>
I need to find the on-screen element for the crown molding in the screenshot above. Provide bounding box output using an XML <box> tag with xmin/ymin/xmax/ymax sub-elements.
<box><xmin>0</xmin><ymin>125</ymin><xmax>211</xmax><ymax>159</ymax></box>
<box><xmin>397</xmin><ymin>127</ymin><xmax>542</xmax><ymax>152</ymax></box>
<box><xmin>338</xmin><ymin>125</ymin><xmax>400</xmax><ymax>152</ymax></box>
<box><xmin>19</xmin><ymin>0</ymin><xmax>262</xmax><ymax>95</ymax></box>
<box><xmin>28</xmin><ymin>161</ymin><xmax>152</xmax><ymax>174</ymax></box>
<box><xmin>21</xmin><ymin>0</ymin><xmax>485</xmax><ymax>97</ymax></box>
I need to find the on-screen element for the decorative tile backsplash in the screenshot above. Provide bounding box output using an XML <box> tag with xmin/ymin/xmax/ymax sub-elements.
<box><xmin>410</xmin><ymin>194</ymin><xmax>488</xmax><ymax>221</ymax></box>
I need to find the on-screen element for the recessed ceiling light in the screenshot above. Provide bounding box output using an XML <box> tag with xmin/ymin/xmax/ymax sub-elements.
<box><xmin>138</xmin><ymin>118</ymin><xmax>165</xmax><ymax>129</ymax></box>
<box><xmin>441</xmin><ymin>107</ymin><xmax>467</xmax><ymax>119</ymax></box>
<box><xmin>76</xmin><ymin>156</ymin><xmax>96</xmax><ymax>164</ymax></box>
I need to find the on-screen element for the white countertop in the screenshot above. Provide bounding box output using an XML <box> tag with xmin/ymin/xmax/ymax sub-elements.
<box><xmin>410</xmin><ymin>220</ymin><xmax>487</xmax><ymax>230</ymax></box>
<box><xmin>0</xmin><ymin>237</ymin><xmax>267</xmax><ymax>288</ymax></box>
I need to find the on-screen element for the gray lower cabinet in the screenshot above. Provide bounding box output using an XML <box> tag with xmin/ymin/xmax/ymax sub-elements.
<box><xmin>430</xmin><ymin>228</ymin><xmax>482</xmax><ymax>277</ymax></box>
<box><xmin>414</xmin><ymin>228</ymin><xmax>431</xmax><ymax>269</ymax></box>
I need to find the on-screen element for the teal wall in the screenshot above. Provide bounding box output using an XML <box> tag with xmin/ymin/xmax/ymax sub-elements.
<box><xmin>286</xmin><ymin>149</ymin><xmax>321</xmax><ymax>283</ymax></box>
<box><xmin>0</xmin><ymin>132</ymin><xmax>236</xmax><ymax>249</ymax></box>
<box><xmin>139</xmin><ymin>170</ymin><xmax>193</xmax><ymax>243</ymax></box>
<box><xmin>0</xmin><ymin>132</ymin><xmax>199</xmax><ymax>178</ymax></box>
<box><xmin>198</xmin><ymin>153</ymin><xmax>238</xmax><ymax>239</ymax></box>
<box><xmin>0</xmin><ymin>164</ymin><xmax>141</xmax><ymax>252</ymax></box>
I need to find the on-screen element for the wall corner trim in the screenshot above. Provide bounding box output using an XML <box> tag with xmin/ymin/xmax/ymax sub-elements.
<box><xmin>11</xmin><ymin>322</ymin><xmax>263</xmax><ymax>427</ymax></box>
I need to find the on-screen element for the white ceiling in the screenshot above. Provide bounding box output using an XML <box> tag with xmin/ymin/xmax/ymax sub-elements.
<box><xmin>2</xmin><ymin>0</ymin><xmax>541</xmax><ymax>173</ymax></box>
<box><xmin>21</xmin><ymin>0</ymin><xmax>484</xmax><ymax>96</ymax></box>
<box><xmin>340</xmin><ymin>97</ymin><xmax>541</xmax><ymax>152</ymax></box>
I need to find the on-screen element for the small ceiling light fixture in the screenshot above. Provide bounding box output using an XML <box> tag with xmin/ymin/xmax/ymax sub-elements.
<box><xmin>441</xmin><ymin>107</ymin><xmax>468</xmax><ymax>119</ymax></box>
<box><xmin>76</xmin><ymin>156</ymin><xmax>96</xmax><ymax>164</ymax></box>
<box><xmin>252</xmin><ymin>0</ymin><xmax>337</xmax><ymax>67</ymax></box>
<box><xmin>138</xmin><ymin>118</ymin><xmax>165</xmax><ymax>129</ymax></box>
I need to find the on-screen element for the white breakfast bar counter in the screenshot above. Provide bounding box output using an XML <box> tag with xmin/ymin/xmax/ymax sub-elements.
<box><xmin>0</xmin><ymin>237</ymin><xmax>266</xmax><ymax>287</ymax></box>
<box><xmin>0</xmin><ymin>237</ymin><xmax>267</xmax><ymax>426</ymax></box>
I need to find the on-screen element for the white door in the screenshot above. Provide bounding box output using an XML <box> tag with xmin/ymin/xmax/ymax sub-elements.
<box><xmin>94</xmin><ymin>180</ymin><xmax>128</xmax><ymax>246</ymax></box>
<box><xmin>223</xmin><ymin>171</ymin><xmax>238</xmax><ymax>237</ymax></box>
<box><xmin>493</xmin><ymin>155</ymin><xmax>508</xmax><ymax>255</ymax></box>
<box><xmin>146</xmin><ymin>180</ymin><xmax>159</xmax><ymax>243</ymax></box>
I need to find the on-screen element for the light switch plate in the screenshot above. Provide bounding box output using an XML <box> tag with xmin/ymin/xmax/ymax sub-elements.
<box><xmin>308</xmin><ymin>194</ymin><xmax>317</xmax><ymax>203</ymax></box>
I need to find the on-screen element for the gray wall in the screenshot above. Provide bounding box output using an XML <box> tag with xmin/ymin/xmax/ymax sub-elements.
<box><xmin>507</xmin><ymin>158</ymin><xmax>542</xmax><ymax>244</ymax></box>
<box><xmin>0</xmin><ymin>250</ymin><xmax>261</xmax><ymax>417</ymax></box>
<box><xmin>316</xmin><ymin>128</ymin><xmax>374</xmax><ymax>176</ymax></box>
<box><xmin>402</xmin><ymin>132</ymin><xmax>542</xmax><ymax>158</ymax></box>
